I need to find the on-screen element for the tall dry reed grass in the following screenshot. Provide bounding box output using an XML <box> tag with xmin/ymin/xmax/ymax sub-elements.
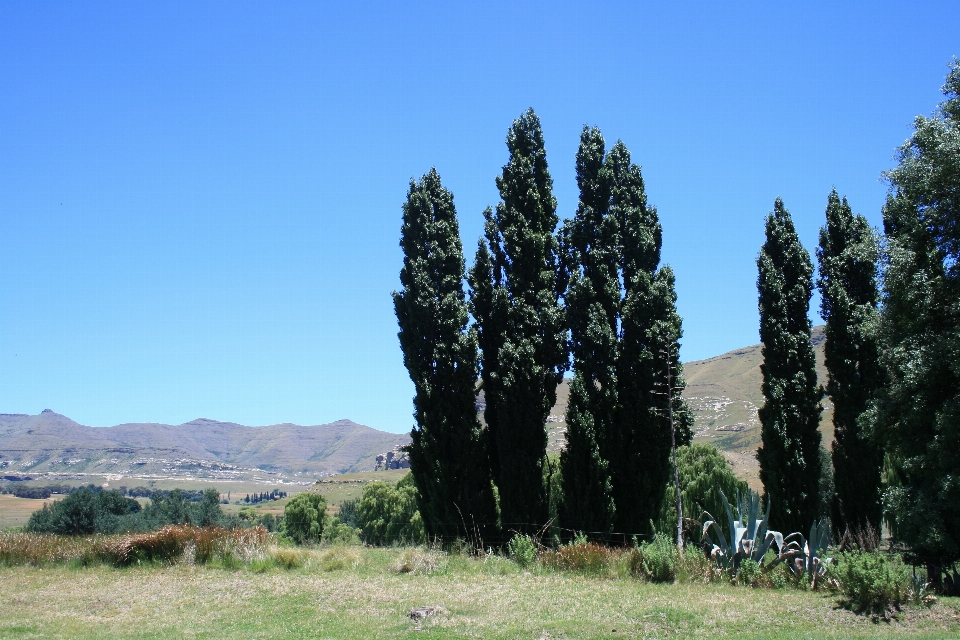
<box><xmin>0</xmin><ymin>525</ymin><xmax>268</xmax><ymax>568</ymax></box>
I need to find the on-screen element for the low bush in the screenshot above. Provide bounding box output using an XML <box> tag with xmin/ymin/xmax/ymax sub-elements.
<box><xmin>0</xmin><ymin>533</ymin><xmax>116</xmax><ymax>566</ymax></box>
<box><xmin>637</xmin><ymin>535</ymin><xmax>677</xmax><ymax>583</ymax></box>
<box><xmin>507</xmin><ymin>534</ymin><xmax>537</xmax><ymax>568</ymax></box>
<box><xmin>831</xmin><ymin>551</ymin><xmax>911</xmax><ymax>614</ymax></box>
<box><xmin>322</xmin><ymin>518</ymin><xmax>360</xmax><ymax>544</ymax></box>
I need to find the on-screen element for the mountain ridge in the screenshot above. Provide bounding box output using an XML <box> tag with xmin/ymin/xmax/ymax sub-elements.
<box><xmin>0</xmin><ymin>412</ymin><xmax>410</xmax><ymax>482</ymax></box>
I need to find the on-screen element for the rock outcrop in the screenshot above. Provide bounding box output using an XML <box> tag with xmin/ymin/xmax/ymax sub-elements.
<box><xmin>374</xmin><ymin>445</ymin><xmax>409</xmax><ymax>471</ymax></box>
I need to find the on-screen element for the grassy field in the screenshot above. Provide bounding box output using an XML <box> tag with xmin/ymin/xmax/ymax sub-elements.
<box><xmin>0</xmin><ymin>494</ymin><xmax>64</xmax><ymax>530</ymax></box>
<box><xmin>0</xmin><ymin>544</ymin><xmax>957</xmax><ymax>639</ymax></box>
<box><xmin>314</xmin><ymin>469</ymin><xmax>409</xmax><ymax>511</ymax></box>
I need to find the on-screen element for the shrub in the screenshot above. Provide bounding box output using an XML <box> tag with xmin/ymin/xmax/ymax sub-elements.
<box><xmin>638</xmin><ymin>535</ymin><xmax>677</xmax><ymax>583</ymax></box>
<box><xmin>737</xmin><ymin>558</ymin><xmax>762</xmax><ymax>587</ymax></box>
<box><xmin>832</xmin><ymin>551</ymin><xmax>910</xmax><ymax>614</ymax></box>
<box><xmin>675</xmin><ymin>544</ymin><xmax>717</xmax><ymax>583</ymax></box>
<box><xmin>322</xmin><ymin>518</ymin><xmax>360</xmax><ymax>544</ymax></box>
<box><xmin>282</xmin><ymin>492</ymin><xmax>327</xmax><ymax>545</ymax></box>
<box><xmin>507</xmin><ymin>534</ymin><xmax>537</xmax><ymax>568</ymax></box>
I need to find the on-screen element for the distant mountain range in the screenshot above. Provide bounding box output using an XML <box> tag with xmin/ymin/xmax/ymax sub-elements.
<box><xmin>0</xmin><ymin>411</ymin><xmax>409</xmax><ymax>483</ymax></box>
<box><xmin>2</xmin><ymin>327</ymin><xmax>829</xmax><ymax>487</ymax></box>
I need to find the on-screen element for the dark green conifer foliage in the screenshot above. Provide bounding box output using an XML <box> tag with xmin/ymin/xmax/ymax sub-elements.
<box><xmin>756</xmin><ymin>198</ymin><xmax>823</xmax><ymax>535</ymax></box>
<box><xmin>867</xmin><ymin>60</ymin><xmax>960</xmax><ymax>573</ymax></box>
<box><xmin>558</xmin><ymin>127</ymin><xmax>617</xmax><ymax>534</ymax></box>
<box><xmin>559</xmin><ymin>129</ymin><xmax>691</xmax><ymax>536</ymax></box>
<box><xmin>816</xmin><ymin>190</ymin><xmax>883</xmax><ymax>536</ymax></box>
<box><xmin>469</xmin><ymin>109</ymin><xmax>566</xmax><ymax>531</ymax></box>
<box><xmin>393</xmin><ymin>169</ymin><xmax>497</xmax><ymax>539</ymax></box>
<box><xmin>607</xmin><ymin>142</ymin><xmax>691</xmax><ymax>535</ymax></box>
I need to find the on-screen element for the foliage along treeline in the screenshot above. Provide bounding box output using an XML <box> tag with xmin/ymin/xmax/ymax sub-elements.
<box><xmin>394</xmin><ymin>110</ymin><xmax>689</xmax><ymax>543</ymax></box>
<box><xmin>244</xmin><ymin>490</ymin><xmax>287</xmax><ymax>504</ymax></box>
<box><xmin>26</xmin><ymin>487</ymin><xmax>230</xmax><ymax>535</ymax></box>
<box><xmin>278</xmin><ymin>474</ymin><xmax>424</xmax><ymax>547</ymax></box>
<box><xmin>754</xmin><ymin>60</ymin><xmax>960</xmax><ymax>585</ymax></box>
<box><xmin>2</xmin><ymin>483</ymin><xmax>218</xmax><ymax>502</ymax></box>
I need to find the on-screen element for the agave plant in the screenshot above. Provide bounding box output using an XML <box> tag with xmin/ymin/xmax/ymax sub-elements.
<box><xmin>782</xmin><ymin>518</ymin><xmax>832</xmax><ymax>588</ymax></box>
<box><xmin>701</xmin><ymin>489</ymin><xmax>787</xmax><ymax>576</ymax></box>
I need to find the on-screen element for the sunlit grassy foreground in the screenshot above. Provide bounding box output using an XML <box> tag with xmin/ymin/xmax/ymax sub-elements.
<box><xmin>1</xmin><ymin>544</ymin><xmax>958</xmax><ymax>639</ymax></box>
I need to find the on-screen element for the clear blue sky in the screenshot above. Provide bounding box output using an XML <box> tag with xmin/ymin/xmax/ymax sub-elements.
<box><xmin>1</xmin><ymin>1</ymin><xmax>957</xmax><ymax>432</ymax></box>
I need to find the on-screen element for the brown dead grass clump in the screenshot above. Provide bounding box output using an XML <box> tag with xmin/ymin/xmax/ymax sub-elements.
<box><xmin>391</xmin><ymin>547</ymin><xmax>446</xmax><ymax>575</ymax></box>
<box><xmin>540</xmin><ymin>542</ymin><xmax>626</xmax><ymax>578</ymax></box>
<box><xmin>113</xmin><ymin>525</ymin><xmax>268</xmax><ymax>566</ymax></box>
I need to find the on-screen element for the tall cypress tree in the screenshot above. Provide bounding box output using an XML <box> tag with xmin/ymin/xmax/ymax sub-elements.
<box><xmin>608</xmin><ymin>141</ymin><xmax>691</xmax><ymax>535</ymax></box>
<box><xmin>756</xmin><ymin>198</ymin><xmax>823</xmax><ymax>535</ymax></box>
<box><xmin>867</xmin><ymin>60</ymin><xmax>960</xmax><ymax>580</ymax></box>
<box><xmin>394</xmin><ymin>169</ymin><xmax>497</xmax><ymax>539</ymax></box>
<box><xmin>815</xmin><ymin>189</ymin><xmax>883</xmax><ymax>537</ymax></box>
<box><xmin>558</xmin><ymin>127</ymin><xmax>617</xmax><ymax>534</ymax></box>
<box><xmin>559</xmin><ymin>129</ymin><xmax>691</xmax><ymax>536</ymax></box>
<box><xmin>469</xmin><ymin>109</ymin><xmax>566</xmax><ymax>531</ymax></box>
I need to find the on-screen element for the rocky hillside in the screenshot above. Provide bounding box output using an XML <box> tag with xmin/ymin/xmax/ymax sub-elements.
<box><xmin>543</xmin><ymin>326</ymin><xmax>830</xmax><ymax>488</ymax></box>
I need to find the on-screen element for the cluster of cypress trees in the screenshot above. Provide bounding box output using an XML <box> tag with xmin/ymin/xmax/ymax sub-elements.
<box><xmin>757</xmin><ymin>61</ymin><xmax>959</xmax><ymax>582</ymax></box>
<box><xmin>394</xmin><ymin>110</ymin><xmax>687</xmax><ymax>540</ymax></box>
<box><xmin>559</xmin><ymin>128</ymin><xmax>690</xmax><ymax>538</ymax></box>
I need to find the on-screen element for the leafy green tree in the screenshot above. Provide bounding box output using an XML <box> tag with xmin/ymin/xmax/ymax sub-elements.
<box><xmin>469</xmin><ymin>109</ymin><xmax>566</xmax><ymax>531</ymax></box>
<box><xmin>282</xmin><ymin>492</ymin><xmax>327</xmax><ymax>544</ymax></box>
<box><xmin>756</xmin><ymin>198</ymin><xmax>823</xmax><ymax>535</ymax></box>
<box><xmin>866</xmin><ymin>60</ymin><xmax>960</xmax><ymax>578</ymax></box>
<box><xmin>393</xmin><ymin>169</ymin><xmax>497</xmax><ymax>539</ymax></box>
<box><xmin>656</xmin><ymin>443</ymin><xmax>748</xmax><ymax>539</ymax></box>
<box><xmin>816</xmin><ymin>189</ymin><xmax>883</xmax><ymax>536</ymax></box>
<box><xmin>356</xmin><ymin>473</ymin><xmax>425</xmax><ymax>545</ymax></box>
<box><xmin>26</xmin><ymin>487</ymin><xmax>140</xmax><ymax>535</ymax></box>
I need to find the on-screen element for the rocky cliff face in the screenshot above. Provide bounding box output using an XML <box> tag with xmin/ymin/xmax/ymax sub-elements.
<box><xmin>374</xmin><ymin>445</ymin><xmax>409</xmax><ymax>471</ymax></box>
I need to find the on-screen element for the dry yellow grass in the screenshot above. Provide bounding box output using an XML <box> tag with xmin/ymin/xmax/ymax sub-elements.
<box><xmin>0</xmin><ymin>493</ymin><xmax>64</xmax><ymax>530</ymax></box>
<box><xmin>0</xmin><ymin>545</ymin><xmax>957</xmax><ymax>639</ymax></box>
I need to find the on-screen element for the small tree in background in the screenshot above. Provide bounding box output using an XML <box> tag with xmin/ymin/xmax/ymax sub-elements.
<box><xmin>656</xmin><ymin>443</ymin><xmax>748</xmax><ymax>539</ymax></box>
<box><xmin>756</xmin><ymin>198</ymin><xmax>823</xmax><ymax>535</ymax></box>
<box><xmin>816</xmin><ymin>189</ymin><xmax>883</xmax><ymax>537</ymax></box>
<box><xmin>393</xmin><ymin>169</ymin><xmax>497</xmax><ymax>540</ymax></box>
<box><xmin>282</xmin><ymin>492</ymin><xmax>326</xmax><ymax>544</ymax></box>
<box><xmin>356</xmin><ymin>473</ymin><xmax>425</xmax><ymax>545</ymax></box>
<box><xmin>469</xmin><ymin>109</ymin><xmax>567</xmax><ymax>532</ymax></box>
